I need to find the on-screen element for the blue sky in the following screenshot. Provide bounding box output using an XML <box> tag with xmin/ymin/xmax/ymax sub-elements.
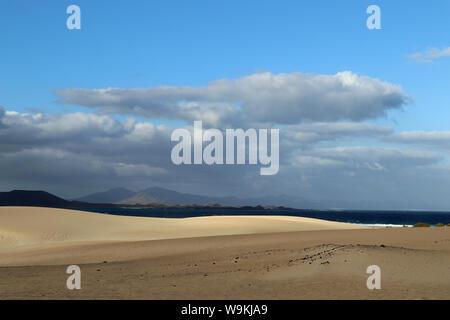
<box><xmin>1</xmin><ymin>0</ymin><xmax>449</xmax><ymax>131</ymax></box>
<box><xmin>1</xmin><ymin>1</ymin><xmax>450</xmax><ymax>209</ymax></box>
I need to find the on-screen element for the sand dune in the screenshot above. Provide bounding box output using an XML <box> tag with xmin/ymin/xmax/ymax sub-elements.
<box><xmin>0</xmin><ymin>206</ymin><xmax>364</xmax><ymax>249</ymax></box>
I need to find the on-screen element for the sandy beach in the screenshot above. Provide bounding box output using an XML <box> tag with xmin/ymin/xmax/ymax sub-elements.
<box><xmin>0</xmin><ymin>206</ymin><xmax>449</xmax><ymax>300</ymax></box>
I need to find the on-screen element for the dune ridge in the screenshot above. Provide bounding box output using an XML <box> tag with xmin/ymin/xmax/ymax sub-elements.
<box><xmin>0</xmin><ymin>207</ymin><xmax>365</xmax><ymax>249</ymax></box>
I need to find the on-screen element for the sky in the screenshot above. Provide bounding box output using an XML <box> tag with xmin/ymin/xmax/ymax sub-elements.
<box><xmin>0</xmin><ymin>0</ymin><xmax>450</xmax><ymax>209</ymax></box>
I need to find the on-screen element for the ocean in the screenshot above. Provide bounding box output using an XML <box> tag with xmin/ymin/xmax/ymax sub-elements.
<box><xmin>80</xmin><ymin>207</ymin><xmax>450</xmax><ymax>227</ymax></box>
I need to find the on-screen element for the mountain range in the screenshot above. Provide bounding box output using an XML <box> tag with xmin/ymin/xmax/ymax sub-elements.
<box><xmin>0</xmin><ymin>188</ymin><xmax>315</xmax><ymax>209</ymax></box>
<box><xmin>0</xmin><ymin>187</ymin><xmax>437</xmax><ymax>211</ymax></box>
<box><xmin>75</xmin><ymin>187</ymin><xmax>318</xmax><ymax>208</ymax></box>
<box><xmin>0</xmin><ymin>189</ymin><xmax>307</xmax><ymax>210</ymax></box>
<box><xmin>74</xmin><ymin>187</ymin><xmax>440</xmax><ymax>210</ymax></box>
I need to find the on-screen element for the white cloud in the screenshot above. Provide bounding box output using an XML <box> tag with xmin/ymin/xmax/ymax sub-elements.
<box><xmin>408</xmin><ymin>47</ymin><xmax>450</xmax><ymax>63</ymax></box>
<box><xmin>291</xmin><ymin>146</ymin><xmax>441</xmax><ymax>171</ymax></box>
<box><xmin>385</xmin><ymin>131</ymin><xmax>450</xmax><ymax>149</ymax></box>
<box><xmin>283</xmin><ymin>122</ymin><xmax>393</xmax><ymax>145</ymax></box>
<box><xmin>54</xmin><ymin>71</ymin><xmax>411</xmax><ymax>126</ymax></box>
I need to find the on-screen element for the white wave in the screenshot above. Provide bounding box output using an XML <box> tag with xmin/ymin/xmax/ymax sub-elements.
<box><xmin>353</xmin><ymin>223</ymin><xmax>412</xmax><ymax>228</ymax></box>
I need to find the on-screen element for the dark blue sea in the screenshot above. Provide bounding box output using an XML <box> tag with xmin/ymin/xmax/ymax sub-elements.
<box><xmin>80</xmin><ymin>207</ymin><xmax>450</xmax><ymax>227</ymax></box>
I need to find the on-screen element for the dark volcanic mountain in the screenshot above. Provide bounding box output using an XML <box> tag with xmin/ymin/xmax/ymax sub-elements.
<box><xmin>0</xmin><ymin>190</ymin><xmax>70</xmax><ymax>207</ymax></box>
<box><xmin>0</xmin><ymin>190</ymin><xmax>118</xmax><ymax>209</ymax></box>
